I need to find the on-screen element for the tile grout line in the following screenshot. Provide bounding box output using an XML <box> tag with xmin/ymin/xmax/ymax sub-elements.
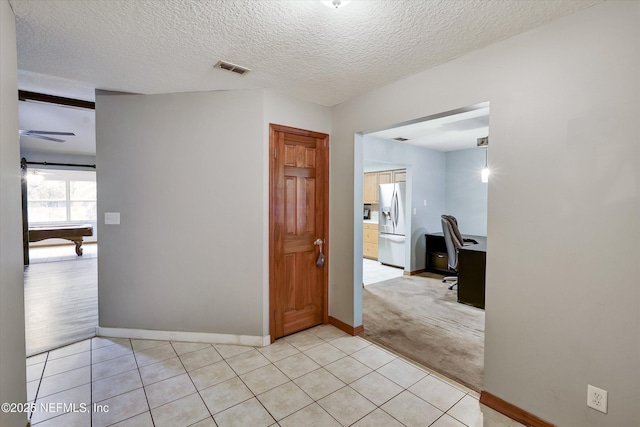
<box><xmin>279</xmin><ymin>328</ymin><xmax>347</xmax><ymax>425</ymax></box>
<box><xmin>214</xmin><ymin>346</ymin><xmax>277</xmax><ymax>423</ymax></box>
<box><xmin>98</xmin><ymin>340</ymin><xmax>247</xmax><ymax>423</ymax></box>
<box><xmin>207</xmin><ymin>330</ymin><xmax>342</xmax><ymax>425</ymax></box>
<box><xmin>326</xmin><ymin>330</ymin><xmax>399</xmax><ymax>425</ymax></box>
<box><xmin>28</xmin><ymin>351</ymin><xmax>49</xmax><ymax>422</ymax></box>
<box><xmin>201</xmin><ymin>343</ymin><xmax>295</xmax><ymax>423</ymax></box>
<box><xmin>129</xmin><ymin>338</ymin><xmax>156</xmax><ymax>427</ymax></box>
<box><xmin>252</xmin><ymin>330</ymin><xmax>351</xmax><ymax>426</ymax></box>
<box><xmin>28</xmin><ymin>328</ymin><xmax>497</xmax><ymax>427</ymax></box>
<box><xmin>359</xmin><ymin>335</ymin><xmax>474</xmax><ymax>395</ymax></box>
<box><xmin>93</xmin><ymin>338</ymin><xmax>159</xmax><ymax>427</ymax></box>
<box><xmin>169</xmin><ymin>340</ymin><xmax>213</xmax><ymax>426</ymax></box>
<box><xmin>295</xmin><ymin>328</ymin><xmax>389</xmax><ymax>426</ymax></box>
<box><xmin>90</xmin><ymin>338</ymin><xmax>93</xmax><ymax>427</ymax></box>
<box><xmin>313</xmin><ymin>327</ymin><xmax>432</xmax><ymax>427</ymax></box>
<box><xmin>443</xmin><ymin>394</ymin><xmax>475</xmax><ymax>427</ymax></box>
<box><xmin>91</xmin><ymin>338</ymin><xmax>154</xmax><ymax>427</ymax></box>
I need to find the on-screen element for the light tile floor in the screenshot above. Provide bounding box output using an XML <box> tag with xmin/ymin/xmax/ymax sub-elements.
<box><xmin>363</xmin><ymin>258</ymin><xmax>405</xmax><ymax>286</ymax></box>
<box><xmin>26</xmin><ymin>325</ymin><xmax>523</xmax><ymax>427</ymax></box>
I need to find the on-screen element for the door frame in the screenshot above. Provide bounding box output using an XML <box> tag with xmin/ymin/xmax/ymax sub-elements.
<box><xmin>268</xmin><ymin>123</ymin><xmax>330</xmax><ymax>343</ymax></box>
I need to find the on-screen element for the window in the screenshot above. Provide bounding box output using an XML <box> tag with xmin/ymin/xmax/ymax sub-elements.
<box><xmin>70</xmin><ymin>181</ymin><xmax>97</xmax><ymax>221</ymax></box>
<box><xmin>27</xmin><ymin>169</ymin><xmax>97</xmax><ymax>224</ymax></box>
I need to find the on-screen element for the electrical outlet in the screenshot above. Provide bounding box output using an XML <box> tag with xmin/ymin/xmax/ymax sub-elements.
<box><xmin>587</xmin><ymin>384</ymin><xmax>608</xmax><ymax>414</ymax></box>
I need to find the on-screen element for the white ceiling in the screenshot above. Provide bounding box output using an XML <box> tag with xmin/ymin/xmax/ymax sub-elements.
<box><xmin>11</xmin><ymin>0</ymin><xmax>599</xmax><ymax>156</ymax></box>
<box><xmin>367</xmin><ymin>103</ymin><xmax>490</xmax><ymax>152</ymax></box>
<box><xmin>19</xmin><ymin>101</ymin><xmax>96</xmax><ymax>156</ymax></box>
<box><xmin>11</xmin><ymin>0</ymin><xmax>600</xmax><ymax>107</ymax></box>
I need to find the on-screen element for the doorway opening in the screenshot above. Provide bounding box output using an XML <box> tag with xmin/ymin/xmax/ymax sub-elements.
<box><xmin>356</xmin><ymin>102</ymin><xmax>490</xmax><ymax>391</ymax></box>
<box><xmin>19</xmin><ymin>94</ymin><xmax>98</xmax><ymax>357</ymax></box>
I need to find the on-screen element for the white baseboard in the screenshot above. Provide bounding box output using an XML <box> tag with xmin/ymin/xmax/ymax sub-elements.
<box><xmin>96</xmin><ymin>327</ymin><xmax>270</xmax><ymax>348</ymax></box>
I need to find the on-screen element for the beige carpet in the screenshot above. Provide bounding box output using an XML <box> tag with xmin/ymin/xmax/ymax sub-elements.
<box><xmin>361</xmin><ymin>273</ymin><xmax>485</xmax><ymax>391</ymax></box>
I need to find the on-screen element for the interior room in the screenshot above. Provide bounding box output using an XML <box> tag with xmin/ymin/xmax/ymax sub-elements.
<box><xmin>360</xmin><ymin>105</ymin><xmax>489</xmax><ymax>391</ymax></box>
<box><xmin>1</xmin><ymin>2</ymin><xmax>638</xmax><ymax>427</ymax></box>
<box><xmin>18</xmin><ymin>97</ymin><xmax>99</xmax><ymax>357</ymax></box>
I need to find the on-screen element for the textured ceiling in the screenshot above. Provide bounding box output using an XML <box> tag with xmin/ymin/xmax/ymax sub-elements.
<box><xmin>10</xmin><ymin>0</ymin><xmax>600</xmax><ymax>107</ymax></box>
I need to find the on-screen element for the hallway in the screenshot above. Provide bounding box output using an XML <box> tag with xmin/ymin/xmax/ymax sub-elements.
<box><xmin>26</xmin><ymin>325</ymin><xmax>520</xmax><ymax>427</ymax></box>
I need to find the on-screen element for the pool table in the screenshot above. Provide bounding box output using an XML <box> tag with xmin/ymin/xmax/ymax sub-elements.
<box><xmin>28</xmin><ymin>224</ymin><xmax>94</xmax><ymax>256</ymax></box>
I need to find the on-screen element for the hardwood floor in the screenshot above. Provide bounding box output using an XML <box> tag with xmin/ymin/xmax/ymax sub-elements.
<box><xmin>24</xmin><ymin>250</ymin><xmax>97</xmax><ymax>356</ymax></box>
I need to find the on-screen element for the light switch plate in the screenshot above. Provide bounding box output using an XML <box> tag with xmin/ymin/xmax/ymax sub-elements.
<box><xmin>105</xmin><ymin>212</ymin><xmax>120</xmax><ymax>225</ymax></box>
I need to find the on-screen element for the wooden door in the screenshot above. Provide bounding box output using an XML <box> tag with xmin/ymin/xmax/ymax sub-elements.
<box><xmin>270</xmin><ymin>124</ymin><xmax>329</xmax><ymax>341</ymax></box>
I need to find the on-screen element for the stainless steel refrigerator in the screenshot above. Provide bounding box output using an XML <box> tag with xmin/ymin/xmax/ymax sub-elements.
<box><xmin>378</xmin><ymin>182</ymin><xmax>406</xmax><ymax>268</ymax></box>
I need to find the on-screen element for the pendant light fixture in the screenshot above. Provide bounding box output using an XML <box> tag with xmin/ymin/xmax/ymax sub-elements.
<box><xmin>477</xmin><ymin>137</ymin><xmax>490</xmax><ymax>183</ymax></box>
<box><xmin>481</xmin><ymin>147</ymin><xmax>490</xmax><ymax>183</ymax></box>
<box><xmin>321</xmin><ymin>0</ymin><xmax>351</xmax><ymax>9</ymax></box>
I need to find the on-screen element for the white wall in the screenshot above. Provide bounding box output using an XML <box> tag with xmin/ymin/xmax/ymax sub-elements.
<box><xmin>0</xmin><ymin>1</ymin><xmax>28</xmax><ymax>426</ymax></box>
<box><xmin>263</xmin><ymin>90</ymin><xmax>332</xmax><ymax>135</ymax></box>
<box><xmin>445</xmin><ymin>148</ymin><xmax>487</xmax><ymax>236</ymax></box>
<box><xmin>97</xmin><ymin>89</ymin><xmax>265</xmax><ymax>336</ymax></box>
<box><xmin>331</xmin><ymin>2</ymin><xmax>639</xmax><ymax>425</ymax></box>
<box><xmin>363</xmin><ymin>136</ymin><xmax>446</xmax><ymax>272</ymax></box>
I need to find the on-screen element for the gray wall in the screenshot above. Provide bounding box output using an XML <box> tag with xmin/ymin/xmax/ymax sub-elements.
<box><xmin>331</xmin><ymin>2</ymin><xmax>639</xmax><ymax>425</ymax></box>
<box><xmin>4</xmin><ymin>2</ymin><xmax>637</xmax><ymax>426</ymax></box>
<box><xmin>96</xmin><ymin>89</ymin><xmax>331</xmax><ymax>338</ymax></box>
<box><xmin>0</xmin><ymin>0</ymin><xmax>28</xmax><ymax>425</ymax></box>
<box><xmin>97</xmin><ymin>90</ymin><xmax>265</xmax><ymax>336</ymax></box>
<box><xmin>445</xmin><ymin>148</ymin><xmax>487</xmax><ymax>236</ymax></box>
<box><xmin>263</xmin><ymin>90</ymin><xmax>332</xmax><ymax>333</ymax></box>
<box><xmin>363</xmin><ymin>135</ymin><xmax>446</xmax><ymax>272</ymax></box>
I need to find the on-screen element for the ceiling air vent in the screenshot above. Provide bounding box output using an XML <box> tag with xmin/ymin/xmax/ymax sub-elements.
<box><xmin>214</xmin><ymin>60</ymin><xmax>251</xmax><ymax>75</ymax></box>
<box><xmin>393</xmin><ymin>137</ymin><xmax>409</xmax><ymax>142</ymax></box>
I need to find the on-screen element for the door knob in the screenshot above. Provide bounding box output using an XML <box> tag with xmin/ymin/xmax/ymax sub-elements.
<box><xmin>314</xmin><ymin>239</ymin><xmax>325</xmax><ymax>267</ymax></box>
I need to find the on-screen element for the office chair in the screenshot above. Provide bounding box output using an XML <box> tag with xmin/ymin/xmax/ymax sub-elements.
<box><xmin>441</xmin><ymin>215</ymin><xmax>464</xmax><ymax>290</ymax></box>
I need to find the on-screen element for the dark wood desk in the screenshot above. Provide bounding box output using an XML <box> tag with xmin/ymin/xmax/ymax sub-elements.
<box><xmin>425</xmin><ymin>233</ymin><xmax>487</xmax><ymax>309</ymax></box>
<box><xmin>457</xmin><ymin>237</ymin><xmax>487</xmax><ymax>309</ymax></box>
<box><xmin>29</xmin><ymin>224</ymin><xmax>93</xmax><ymax>256</ymax></box>
<box><xmin>425</xmin><ymin>232</ymin><xmax>455</xmax><ymax>275</ymax></box>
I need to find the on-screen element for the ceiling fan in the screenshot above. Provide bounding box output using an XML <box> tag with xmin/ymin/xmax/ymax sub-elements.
<box><xmin>19</xmin><ymin>130</ymin><xmax>75</xmax><ymax>143</ymax></box>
